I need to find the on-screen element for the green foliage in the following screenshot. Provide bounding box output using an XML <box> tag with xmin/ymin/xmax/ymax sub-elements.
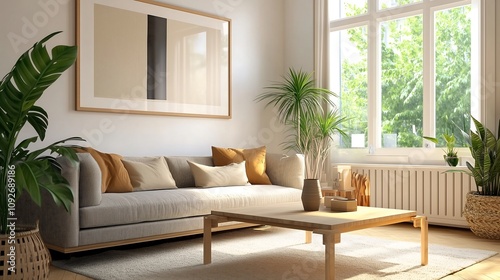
<box><xmin>381</xmin><ymin>14</ymin><xmax>424</xmax><ymax>148</ymax></box>
<box><xmin>338</xmin><ymin>27</ymin><xmax>368</xmax><ymax>148</ymax></box>
<box><xmin>256</xmin><ymin>68</ymin><xmax>333</xmax><ymax>137</ymax></box>
<box><xmin>0</xmin><ymin>32</ymin><xmax>84</xmax><ymax>234</ymax></box>
<box><xmin>339</xmin><ymin>4</ymin><xmax>471</xmax><ymax>148</ymax></box>
<box><xmin>290</xmin><ymin>110</ymin><xmax>349</xmax><ymax>179</ymax></box>
<box><xmin>256</xmin><ymin>68</ymin><xmax>347</xmax><ymax>179</ymax></box>
<box><xmin>423</xmin><ymin>133</ymin><xmax>457</xmax><ymax>157</ymax></box>
<box><xmin>435</xmin><ymin>6</ymin><xmax>472</xmax><ymax>142</ymax></box>
<box><xmin>457</xmin><ymin>117</ymin><xmax>500</xmax><ymax>196</ymax></box>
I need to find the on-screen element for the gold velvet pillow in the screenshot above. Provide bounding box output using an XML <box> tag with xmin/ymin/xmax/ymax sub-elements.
<box><xmin>211</xmin><ymin>146</ymin><xmax>272</xmax><ymax>185</ymax></box>
<box><xmin>75</xmin><ymin>147</ymin><xmax>133</xmax><ymax>193</ymax></box>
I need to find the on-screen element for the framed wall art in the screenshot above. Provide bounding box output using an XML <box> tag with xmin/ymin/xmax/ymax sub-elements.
<box><xmin>76</xmin><ymin>0</ymin><xmax>231</xmax><ymax>118</ymax></box>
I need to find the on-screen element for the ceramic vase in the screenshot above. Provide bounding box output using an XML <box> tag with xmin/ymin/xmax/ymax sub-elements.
<box><xmin>301</xmin><ymin>179</ymin><xmax>322</xmax><ymax>211</ymax></box>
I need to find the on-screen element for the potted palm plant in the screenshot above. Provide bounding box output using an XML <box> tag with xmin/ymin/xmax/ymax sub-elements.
<box><xmin>423</xmin><ymin>132</ymin><xmax>459</xmax><ymax>166</ymax></box>
<box><xmin>457</xmin><ymin>116</ymin><xmax>500</xmax><ymax>239</ymax></box>
<box><xmin>256</xmin><ymin>68</ymin><xmax>347</xmax><ymax>211</ymax></box>
<box><xmin>0</xmin><ymin>32</ymin><xmax>83</xmax><ymax>278</ymax></box>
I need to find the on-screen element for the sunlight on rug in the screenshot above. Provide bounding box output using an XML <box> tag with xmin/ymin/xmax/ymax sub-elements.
<box><xmin>52</xmin><ymin>227</ymin><xmax>497</xmax><ymax>280</ymax></box>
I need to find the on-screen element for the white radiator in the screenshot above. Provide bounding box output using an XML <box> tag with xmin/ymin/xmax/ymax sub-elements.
<box><xmin>351</xmin><ymin>164</ymin><xmax>476</xmax><ymax>227</ymax></box>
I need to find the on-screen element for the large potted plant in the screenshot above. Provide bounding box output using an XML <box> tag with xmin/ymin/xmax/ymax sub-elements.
<box><xmin>256</xmin><ymin>68</ymin><xmax>347</xmax><ymax>211</ymax></box>
<box><xmin>0</xmin><ymin>32</ymin><xmax>83</xmax><ymax>278</ymax></box>
<box><xmin>458</xmin><ymin>116</ymin><xmax>500</xmax><ymax>239</ymax></box>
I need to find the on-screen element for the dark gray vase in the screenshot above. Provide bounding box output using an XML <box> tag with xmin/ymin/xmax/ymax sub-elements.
<box><xmin>301</xmin><ymin>179</ymin><xmax>322</xmax><ymax>211</ymax></box>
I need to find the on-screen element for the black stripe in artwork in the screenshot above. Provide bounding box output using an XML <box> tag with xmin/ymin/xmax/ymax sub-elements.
<box><xmin>147</xmin><ymin>15</ymin><xmax>167</xmax><ymax>100</ymax></box>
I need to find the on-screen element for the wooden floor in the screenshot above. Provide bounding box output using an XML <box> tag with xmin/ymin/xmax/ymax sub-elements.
<box><xmin>48</xmin><ymin>223</ymin><xmax>499</xmax><ymax>280</ymax></box>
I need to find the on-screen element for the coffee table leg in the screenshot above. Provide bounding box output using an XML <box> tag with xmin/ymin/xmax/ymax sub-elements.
<box><xmin>203</xmin><ymin>216</ymin><xmax>212</xmax><ymax>264</ymax></box>
<box><xmin>305</xmin><ymin>231</ymin><xmax>312</xmax><ymax>243</ymax></box>
<box><xmin>323</xmin><ymin>233</ymin><xmax>336</xmax><ymax>280</ymax></box>
<box><xmin>412</xmin><ymin>216</ymin><xmax>428</xmax><ymax>265</ymax></box>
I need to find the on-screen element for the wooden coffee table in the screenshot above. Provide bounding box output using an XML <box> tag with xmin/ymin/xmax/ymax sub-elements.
<box><xmin>203</xmin><ymin>201</ymin><xmax>428</xmax><ymax>280</ymax></box>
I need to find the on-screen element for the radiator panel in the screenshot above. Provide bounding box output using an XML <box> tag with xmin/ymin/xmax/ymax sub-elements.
<box><xmin>351</xmin><ymin>165</ymin><xmax>475</xmax><ymax>227</ymax></box>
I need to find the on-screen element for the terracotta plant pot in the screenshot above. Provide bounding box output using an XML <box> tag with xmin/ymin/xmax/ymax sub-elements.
<box><xmin>301</xmin><ymin>179</ymin><xmax>322</xmax><ymax>211</ymax></box>
<box><xmin>463</xmin><ymin>192</ymin><xmax>500</xmax><ymax>240</ymax></box>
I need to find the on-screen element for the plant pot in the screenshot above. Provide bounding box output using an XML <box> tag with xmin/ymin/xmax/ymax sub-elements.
<box><xmin>463</xmin><ymin>192</ymin><xmax>500</xmax><ymax>240</ymax></box>
<box><xmin>0</xmin><ymin>225</ymin><xmax>51</xmax><ymax>279</ymax></box>
<box><xmin>444</xmin><ymin>155</ymin><xmax>459</xmax><ymax>167</ymax></box>
<box><xmin>301</xmin><ymin>179</ymin><xmax>322</xmax><ymax>211</ymax></box>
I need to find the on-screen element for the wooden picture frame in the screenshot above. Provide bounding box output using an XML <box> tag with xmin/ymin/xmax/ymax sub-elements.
<box><xmin>76</xmin><ymin>0</ymin><xmax>231</xmax><ymax>118</ymax></box>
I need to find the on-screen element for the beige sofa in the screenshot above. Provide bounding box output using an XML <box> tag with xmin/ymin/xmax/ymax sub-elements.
<box><xmin>18</xmin><ymin>152</ymin><xmax>305</xmax><ymax>253</ymax></box>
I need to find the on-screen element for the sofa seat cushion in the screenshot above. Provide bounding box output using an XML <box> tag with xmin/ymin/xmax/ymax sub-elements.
<box><xmin>79</xmin><ymin>185</ymin><xmax>301</xmax><ymax>229</ymax></box>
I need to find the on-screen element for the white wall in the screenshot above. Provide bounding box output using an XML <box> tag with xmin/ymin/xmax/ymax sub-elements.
<box><xmin>496</xmin><ymin>1</ymin><xmax>500</xmax><ymax>124</ymax></box>
<box><xmin>284</xmin><ymin>0</ymin><xmax>314</xmax><ymax>72</ymax></box>
<box><xmin>0</xmin><ymin>0</ymin><xmax>287</xmax><ymax>156</ymax></box>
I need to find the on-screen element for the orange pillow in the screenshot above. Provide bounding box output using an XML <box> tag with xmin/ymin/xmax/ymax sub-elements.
<box><xmin>212</xmin><ymin>146</ymin><xmax>272</xmax><ymax>185</ymax></box>
<box><xmin>75</xmin><ymin>147</ymin><xmax>133</xmax><ymax>193</ymax></box>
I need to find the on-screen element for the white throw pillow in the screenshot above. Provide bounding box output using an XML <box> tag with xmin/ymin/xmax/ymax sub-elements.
<box><xmin>187</xmin><ymin>161</ymin><xmax>249</xmax><ymax>187</ymax></box>
<box><xmin>122</xmin><ymin>157</ymin><xmax>177</xmax><ymax>191</ymax></box>
<box><xmin>265</xmin><ymin>153</ymin><xmax>305</xmax><ymax>189</ymax></box>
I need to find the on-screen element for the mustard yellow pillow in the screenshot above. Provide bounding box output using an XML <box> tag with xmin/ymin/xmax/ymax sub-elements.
<box><xmin>121</xmin><ymin>157</ymin><xmax>177</xmax><ymax>191</ymax></box>
<box><xmin>75</xmin><ymin>147</ymin><xmax>133</xmax><ymax>193</ymax></box>
<box><xmin>211</xmin><ymin>146</ymin><xmax>272</xmax><ymax>185</ymax></box>
<box><xmin>188</xmin><ymin>161</ymin><xmax>249</xmax><ymax>187</ymax></box>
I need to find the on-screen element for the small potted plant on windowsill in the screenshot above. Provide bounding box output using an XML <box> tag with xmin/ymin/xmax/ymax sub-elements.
<box><xmin>423</xmin><ymin>133</ymin><xmax>459</xmax><ymax>166</ymax></box>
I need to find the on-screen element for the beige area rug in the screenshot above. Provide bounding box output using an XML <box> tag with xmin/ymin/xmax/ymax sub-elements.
<box><xmin>52</xmin><ymin>227</ymin><xmax>497</xmax><ymax>280</ymax></box>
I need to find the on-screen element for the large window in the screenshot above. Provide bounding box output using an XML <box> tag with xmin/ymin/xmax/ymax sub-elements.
<box><xmin>329</xmin><ymin>0</ymin><xmax>476</xmax><ymax>158</ymax></box>
<box><xmin>330</xmin><ymin>26</ymin><xmax>368</xmax><ymax>148</ymax></box>
<box><xmin>380</xmin><ymin>14</ymin><xmax>424</xmax><ymax>148</ymax></box>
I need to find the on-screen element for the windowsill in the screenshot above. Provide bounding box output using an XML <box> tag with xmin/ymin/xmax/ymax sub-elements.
<box><xmin>331</xmin><ymin>147</ymin><xmax>473</xmax><ymax>166</ymax></box>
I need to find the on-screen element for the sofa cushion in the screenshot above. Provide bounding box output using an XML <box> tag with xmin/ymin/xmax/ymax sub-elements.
<box><xmin>164</xmin><ymin>156</ymin><xmax>213</xmax><ymax>187</ymax></box>
<box><xmin>122</xmin><ymin>157</ymin><xmax>177</xmax><ymax>191</ymax></box>
<box><xmin>211</xmin><ymin>146</ymin><xmax>272</xmax><ymax>185</ymax></box>
<box><xmin>188</xmin><ymin>161</ymin><xmax>248</xmax><ymax>187</ymax></box>
<box><xmin>76</xmin><ymin>147</ymin><xmax>133</xmax><ymax>193</ymax></box>
<box><xmin>79</xmin><ymin>185</ymin><xmax>302</xmax><ymax>229</ymax></box>
<box><xmin>265</xmin><ymin>153</ymin><xmax>305</xmax><ymax>189</ymax></box>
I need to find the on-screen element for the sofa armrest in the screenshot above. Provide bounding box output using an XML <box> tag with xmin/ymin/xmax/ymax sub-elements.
<box><xmin>37</xmin><ymin>155</ymin><xmax>82</xmax><ymax>248</ymax></box>
<box><xmin>77</xmin><ymin>153</ymin><xmax>102</xmax><ymax>207</ymax></box>
<box><xmin>266</xmin><ymin>153</ymin><xmax>305</xmax><ymax>189</ymax></box>
<box><xmin>36</xmin><ymin>153</ymin><xmax>102</xmax><ymax>249</ymax></box>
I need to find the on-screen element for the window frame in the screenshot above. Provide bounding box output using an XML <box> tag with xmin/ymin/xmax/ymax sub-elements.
<box><xmin>329</xmin><ymin>0</ymin><xmax>495</xmax><ymax>165</ymax></box>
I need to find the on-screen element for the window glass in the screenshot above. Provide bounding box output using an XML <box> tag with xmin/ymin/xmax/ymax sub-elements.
<box><xmin>380</xmin><ymin>15</ymin><xmax>423</xmax><ymax>148</ymax></box>
<box><xmin>379</xmin><ymin>0</ymin><xmax>422</xmax><ymax>10</ymax></box>
<box><xmin>330</xmin><ymin>0</ymin><xmax>368</xmax><ymax>21</ymax></box>
<box><xmin>330</xmin><ymin>26</ymin><xmax>368</xmax><ymax>148</ymax></box>
<box><xmin>434</xmin><ymin>5</ymin><xmax>472</xmax><ymax>147</ymax></box>
<box><xmin>329</xmin><ymin>0</ymin><xmax>477</xmax><ymax>160</ymax></box>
